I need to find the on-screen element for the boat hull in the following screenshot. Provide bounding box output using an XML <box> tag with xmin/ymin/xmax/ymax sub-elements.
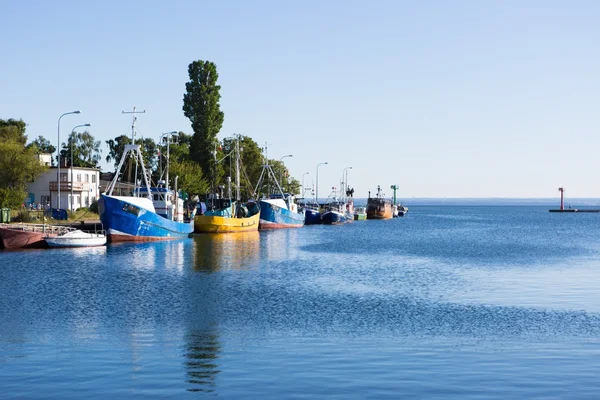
<box><xmin>99</xmin><ymin>194</ymin><xmax>193</xmax><ymax>242</ymax></box>
<box><xmin>366</xmin><ymin>202</ymin><xmax>393</xmax><ymax>220</ymax></box>
<box><xmin>304</xmin><ymin>209</ymin><xmax>322</xmax><ymax>225</ymax></box>
<box><xmin>45</xmin><ymin>237</ymin><xmax>107</xmax><ymax>247</ymax></box>
<box><xmin>0</xmin><ymin>227</ymin><xmax>48</xmax><ymax>249</ymax></box>
<box><xmin>354</xmin><ymin>213</ymin><xmax>367</xmax><ymax>220</ymax></box>
<box><xmin>322</xmin><ymin>211</ymin><xmax>348</xmax><ymax>225</ymax></box>
<box><xmin>194</xmin><ymin>213</ymin><xmax>260</xmax><ymax>233</ymax></box>
<box><xmin>259</xmin><ymin>200</ymin><xmax>305</xmax><ymax>229</ymax></box>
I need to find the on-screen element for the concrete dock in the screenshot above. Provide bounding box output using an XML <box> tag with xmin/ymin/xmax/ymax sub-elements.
<box><xmin>549</xmin><ymin>209</ymin><xmax>600</xmax><ymax>213</ymax></box>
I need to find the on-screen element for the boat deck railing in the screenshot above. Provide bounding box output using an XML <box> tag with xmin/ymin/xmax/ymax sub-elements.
<box><xmin>0</xmin><ymin>223</ymin><xmax>71</xmax><ymax>235</ymax></box>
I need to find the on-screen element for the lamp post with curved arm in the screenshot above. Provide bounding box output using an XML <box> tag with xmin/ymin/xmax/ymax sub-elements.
<box><xmin>70</xmin><ymin>124</ymin><xmax>91</xmax><ymax>213</ymax></box>
<box><xmin>279</xmin><ymin>154</ymin><xmax>293</xmax><ymax>190</ymax></box>
<box><xmin>57</xmin><ymin>110</ymin><xmax>81</xmax><ymax>212</ymax></box>
<box><xmin>302</xmin><ymin>172</ymin><xmax>309</xmax><ymax>198</ymax></box>
<box><xmin>316</xmin><ymin>162</ymin><xmax>328</xmax><ymax>203</ymax></box>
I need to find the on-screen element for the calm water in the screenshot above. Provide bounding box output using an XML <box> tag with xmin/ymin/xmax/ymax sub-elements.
<box><xmin>2</xmin><ymin>206</ymin><xmax>600</xmax><ymax>398</ymax></box>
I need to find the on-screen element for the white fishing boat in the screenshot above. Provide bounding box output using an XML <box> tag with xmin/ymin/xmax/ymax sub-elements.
<box><xmin>45</xmin><ymin>229</ymin><xmax>107</xmax><ymax>248</ymax></box>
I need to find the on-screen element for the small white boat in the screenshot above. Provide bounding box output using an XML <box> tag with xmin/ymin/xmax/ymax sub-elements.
<box><xmin>45</xmin><ymin>229</ymin><xmax>107</xmax><ymax>248</ymax></box>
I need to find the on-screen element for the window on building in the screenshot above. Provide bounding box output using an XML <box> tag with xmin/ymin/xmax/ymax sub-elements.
<box><xmin>92</xmin><ymin>174</ymin><xmax>96</xmax><ymax>183</ymax></box>
<box><xmin>85</xmin><ymin>174</ymin><xmax>89</xmax><ymax>183</ymax></box>
<box><xmin>60</xmin><ymin>173</ymin><xmax>68</xmax><ymax>182</ymax></box>
<box><xmin>76</xmin><ymin>174</ymin><xmax>81</xmax><ymax>182</ymax></box>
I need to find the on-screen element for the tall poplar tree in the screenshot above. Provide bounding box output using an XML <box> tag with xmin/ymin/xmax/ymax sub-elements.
<box><xmin>182</xmin><ymin>60</ymin><xmax>224</xmax><ymax>183</ymax></box>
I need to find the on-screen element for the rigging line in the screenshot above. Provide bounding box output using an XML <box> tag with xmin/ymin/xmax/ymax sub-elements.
<box><xmin>216</xmin><ymin>147</ymin><xmax>236</xmax><ymax>164</ymax></box>
<box><xmin>239</xmin><ymin>158</ymin><xmax>256</xmax><ymax>199</ymax></box>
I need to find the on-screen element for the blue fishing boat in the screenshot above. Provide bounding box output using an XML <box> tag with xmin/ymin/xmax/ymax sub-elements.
<box><xmin>321</xmin><ymin>183</ymin><xmax>354</xmax><ymax>225</ymax></box>
<box><xmin>298</xmin><ymin>199</ymin><xmax>322</xmax><ymax>225</ymax></box>
<box><xmin>99</xmin><ymin>188</ymin><xmax>193</xmax><ymax>242</ymax></box>
<box><xmin>99</xmin><ymin>112</ymin><xmax>194</xmax><ymax>242</ymax></box>
<box><xmin>321</xmin><ymin>200</ymin><xmax>349</xmax><ymax>225</ymax></box>
<box><xmin>254</xmin><ymin>147</ymin><xmax>305</xmax><ymax>229</ymax></box>
<box><xmin>259</xmin><ymin>194</ymin><xmax>305</xmax><ymax>229</ymax></box>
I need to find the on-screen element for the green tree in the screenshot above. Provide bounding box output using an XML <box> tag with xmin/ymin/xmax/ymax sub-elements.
<box><xmin>221</xmin><ymin>135</ymin><xmax>264</xmax><ymax>198</ymax></box>
<box><xmin>27</xmin><ymin>135</ymin><xmax>56</xmax><ymax>155</ymax></box>
<box><xmin>138</xmin><ymin>137</ymin><xmax>158</xmax><ymax>171</ymax></box>
<box><xmin>0</xmin><ymin>118</ymin><xmax>27</xmax><ymax>145</ymax></box>
<box><xmin>168</xmin><ymin>160</ymin><xmax>210</xmax><ymax>196</ymax></box>
<box><xmin>60</xmin><ymin>130</ymin><xmax>102</xmax><ymax>168</ymax></box>
<box><xmin>156</xmin><ymin>131</ymin><xmax>193</xmax><ymax>181</ymax></box>
<box><xmin>105</xmin><ymin>135</ymin><xmax>157</xmax><ymax>180</ymax></box>
<box><xmin>0</xmin><ymin>133</ymin><xmax>47</xmax><ymax>208</ymax></box>
<box><xmin>105</xmin><ymin>135</ymin><xmax>131</xmax><ymax>168</ymax></box>
<box><xmin>268</xmin><ymin>160</ymin><xmax>298</xmax><ymax>195</ymax></box>
<box><xmin>169</xmin><ymin>131</ymin><xmax>193</xmax><ymax>162</ymax></box>
<box><xmin>182</xmin><ymin>60</ymin><xmax>224</xmax><ymax>183</ymax></box>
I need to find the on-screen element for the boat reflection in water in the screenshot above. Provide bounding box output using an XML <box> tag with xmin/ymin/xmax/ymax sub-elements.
<box><xmin>192</xmin><ymin>231</ymin><xmax>260</xmax><ymax>272</ymax></box>
<box><xmin>185</xmin><ymin>329</ymin><xmax>221</xmax><ymax>393</ymax></box>
<box><xmin>107</xmin><ymin>240</ymin><xmax>189</xmax><ymax>274</ymax></box>
<box><xmin>260</xmin><ymin>228</ymin><xmax>301</xmax><ymax>261</ymax></box>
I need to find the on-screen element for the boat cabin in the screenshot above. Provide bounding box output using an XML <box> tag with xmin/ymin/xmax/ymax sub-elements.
<box><xmin>269</xmin><ymin>193</ymin><xmax>300</xmax><ymax>214</ymax></box>
<box><xmin>138</xmin><ymin>187</ymin><xmax>185</xmax><ymax>222</ymax></box>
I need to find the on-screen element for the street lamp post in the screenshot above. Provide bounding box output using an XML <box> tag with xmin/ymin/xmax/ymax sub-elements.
<box><xmin>57</xmin><ymin>110</ymin><xmax>81</xmax><ymax>212</ymax></box>
<box><xmin>302</xmin><ymin>172</ymin><xmax>309</xmax><ymax>198</ymax></box>
<box><xmin>69</xmin><ymin>124</ymin><xmax>91</xmax><ymax>214</ymax></box>
<box><xmin>342</xmin><ymin>166</ymin><xmax>353</xmax><ymax>196</ymax></box>
<box><xmin>279</xmin><ymin>154</ymin><xmax>293</xmax><ymax>189</ymax></box>
<box><xmin>159</xmin><ymin>131</ymin><xmax>177</xmax><ymax>188</ymax></box>
<box><xmin>316</xmin><ymin>162</ymin><xmax>328</xmax><ymax>204</ymax></box>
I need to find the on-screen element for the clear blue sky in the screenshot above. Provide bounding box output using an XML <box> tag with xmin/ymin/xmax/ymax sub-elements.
<box><xmin>2</xmin><ymin>1</ymin><xmax>599</xmax><ymax>198</ymax></box>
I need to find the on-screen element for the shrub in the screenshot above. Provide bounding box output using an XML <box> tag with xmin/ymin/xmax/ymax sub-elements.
<box><xmin>14</xmin><ymin>210</ymin><xmax>33</xmax><ymax>223</ymax></box>
<box><xmin>89</xmin><ymin>200</ymin><xmax>98</xmax><ymax>213</ymax></box>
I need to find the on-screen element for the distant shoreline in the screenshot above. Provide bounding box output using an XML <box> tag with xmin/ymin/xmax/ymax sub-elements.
<box><xmin>351</xmin><ymin>198</ymin><xmax>600</xmax><ymax>207</ymax></box>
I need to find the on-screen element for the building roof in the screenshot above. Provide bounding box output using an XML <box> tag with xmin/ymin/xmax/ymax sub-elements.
<box><xmin>48</xmin><ymin>166</ymin><xmax>101</xmax><ymax>171</ymax></box>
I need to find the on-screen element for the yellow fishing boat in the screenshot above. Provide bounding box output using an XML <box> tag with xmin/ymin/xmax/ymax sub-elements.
<box><xmin>194</xmin><ymin>204</ymin><xmax>260</xmax><ymax>233</ymax></box>
<box><xmin>194</xmin><ymin>137</ymin><xmax>261</xmax><ymax>233</ymax></box>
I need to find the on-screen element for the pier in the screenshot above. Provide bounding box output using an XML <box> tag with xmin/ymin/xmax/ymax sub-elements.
<box><xmin>549</xmin><ymin>187</ymin><xmax>600</xmax><ymax>212</ymax></box>
<box><xmin>549</xmin><ymin>209</ymin><xmax>600</xmax><ymax>213</ymax></box>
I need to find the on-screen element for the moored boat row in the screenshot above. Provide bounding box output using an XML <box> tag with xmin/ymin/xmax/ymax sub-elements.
<box><xmin>1</xmin><ymin>184</ymin><xmax>406</xmax><ymax>248</ymax></box>
<box><xmin>3</xmin><ymin>113</ymin><xmax>406</xmax><ymax>247</ymax></box>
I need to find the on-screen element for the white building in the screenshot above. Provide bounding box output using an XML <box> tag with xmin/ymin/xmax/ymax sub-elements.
<box><xmin>26</xmin><ymin>165</ymin><xmax>101</xmax><ymax>211</ymax></box>
<box><xmin>37</xmin><ymin>153</ymin><xmax>52</xmax><ymax>167</ymax></box>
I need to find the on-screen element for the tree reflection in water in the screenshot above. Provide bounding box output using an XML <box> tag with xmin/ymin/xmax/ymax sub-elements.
<box><xmin>184</xmin><ymin>329</ymin><xmax>221</xmax><ymax>392</ymax></box>
<box><xmin>192</xmin><ymin>231</ymin><xmax>260</xmax><ymax>272</ymax></box>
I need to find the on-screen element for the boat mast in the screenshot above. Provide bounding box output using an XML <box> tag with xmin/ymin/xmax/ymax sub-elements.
<box><xmin>235</xmin><ymin>137</ymin><xmax>241</xmax><ymax>202</ymax></box>
<box><xmin>106</xmin><ymin>107</ymin><xmax>151</xmax><ymax>198</ymax></box>
<box><xmin>122</xmin><ymin>107</ymin><xmax>146</xmax><ymax>196</ymax></box>
<box><xmin>265</xmin><ymin>142</ymin><xmax>269</xmax><ymax>196</ymax></box>
<box><xmin>164</xmin><ymin>132</ymin><xmax>177</xmax><ymax>191</ymax></box>
<box><xmin>253</xmin><ymin>142</ymin><xmax>285</xmax><ymax>199</ymax></box>
<box><xmin>165</xmin><ymin>136</ymin><xmax>170</xmax><ymax>191</ymax></box>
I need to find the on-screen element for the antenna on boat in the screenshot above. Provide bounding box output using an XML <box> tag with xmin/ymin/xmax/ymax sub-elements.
<box><xmin>122</xmin><ymin>107</ymin><xmax>146</xmax><ymax>143</ymax></box>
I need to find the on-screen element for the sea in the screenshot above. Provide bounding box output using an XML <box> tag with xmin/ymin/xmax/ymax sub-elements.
<box><xmin>2</xmin><ymin>205</ymin><xmax>600</xmax><ymax>398</ymax></box>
